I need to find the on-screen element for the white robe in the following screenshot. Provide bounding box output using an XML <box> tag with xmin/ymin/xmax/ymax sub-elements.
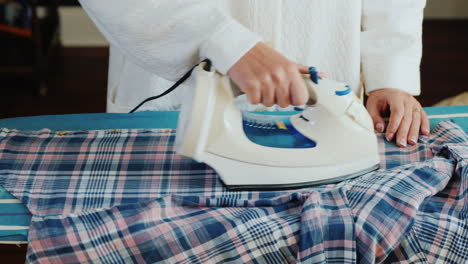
<box><xmin>78</xmin><ymin>0</ymin><xmax>426</xmax><ymax>112</ymax></box>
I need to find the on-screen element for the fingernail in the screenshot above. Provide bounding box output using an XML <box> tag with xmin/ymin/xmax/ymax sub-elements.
<box><xmin>423</xmin><ymin>129</ymin><xmax>430</xmax><ymax>135</ymax></box>
<box><xmin>386</xmin><ymin>133</ymin><xmax>394</xmax><ymax>141</ymax></box>
<box><xmin>399</xmin><ymin>139</ymin><xmax>407</xmax><ymax>147</ymax></box>
<box><xmin>376</xmin><ymin>123</ymin><xmax>384</xmax><ymax>133</ymax></box>
<box><xmin>409</xmin><ymin>137</ymin><xmax>417</xmax><ymax>145</ymax></box>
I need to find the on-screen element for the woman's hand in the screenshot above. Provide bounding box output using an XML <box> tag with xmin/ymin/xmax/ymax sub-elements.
<box><xmin>227</xmin><ymin>42</ymin><xmax>310</xmax><ymax>108</ymax></box>
<box><xmin>366</xmin><ymin>88</ymin><xmax>430</xmax><ymax>147</ymax></box>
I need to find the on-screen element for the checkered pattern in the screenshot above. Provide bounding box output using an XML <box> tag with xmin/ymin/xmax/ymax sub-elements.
<box><xmin>0</xmin><ymin>121</ymin><xmax>466</xmax><ymax>263</ymax></box>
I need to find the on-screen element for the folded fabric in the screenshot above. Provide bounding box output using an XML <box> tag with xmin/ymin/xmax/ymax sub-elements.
<box><xmin>0</xmin><ymin>121</ymin><xmax>466</xmax><ymax>263</ymax></box>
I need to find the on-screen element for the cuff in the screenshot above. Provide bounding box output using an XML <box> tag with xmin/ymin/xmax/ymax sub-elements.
<box><xmin>363</xmin><ymin>58</ymin><xmax>421</xmax><ymax>96</ymax></box>
<box><xmin>200</xmin><ymin>18</ymin><xmax>261</xmax><ymax>74</ymax></box>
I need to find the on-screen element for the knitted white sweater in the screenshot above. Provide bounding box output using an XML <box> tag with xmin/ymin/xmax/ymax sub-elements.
<box><xmin>79</xmin><ymin>0</ymin><xmax>426</xmax><ymax>112</ymax></box>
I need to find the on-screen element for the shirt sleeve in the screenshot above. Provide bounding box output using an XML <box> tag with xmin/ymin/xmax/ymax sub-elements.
<box><xmin>78</xmin><ymin>0</ymin><xmax>261</xmax><ymax>81</ymax></box>
<box><xmin>361</xmin><ymin>0</ymin><xmax>426</xmax><ymax>95</ymax></box>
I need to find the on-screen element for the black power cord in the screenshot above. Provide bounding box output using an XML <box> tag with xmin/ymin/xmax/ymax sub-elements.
<box><xmin>129</xmin><ymin>59</ymin><xmax>212</xmax><ymax>113</ymax></box>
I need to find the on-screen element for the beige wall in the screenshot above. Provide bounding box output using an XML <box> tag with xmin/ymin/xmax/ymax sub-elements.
<box><xmin>59</xmin><ymin>7</ymin><xmax>108</xmax><ymax>47</ymax></box>
<box><xmin>425</xmin><ymin>0</ymin><xmax>468</xmax><ymax>19</ymax></box>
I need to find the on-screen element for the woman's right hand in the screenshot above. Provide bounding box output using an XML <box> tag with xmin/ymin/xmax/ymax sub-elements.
<box><xmin>227</xmin><ymin>42</ymin><xmax>310</xmax><ymax>108</ymax></box>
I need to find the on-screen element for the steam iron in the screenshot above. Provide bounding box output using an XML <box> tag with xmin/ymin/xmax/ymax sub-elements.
<box><xmin>175</xmin><ymin>62</ymin><xmax>380</xmax><ymax>190</ymax></box>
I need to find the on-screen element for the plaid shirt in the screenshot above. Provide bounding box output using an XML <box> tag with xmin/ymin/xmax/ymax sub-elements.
<box><xmin>0</xmin><ymin>121</ymin><xmax>466</xmax><ymax>263</ymax></box>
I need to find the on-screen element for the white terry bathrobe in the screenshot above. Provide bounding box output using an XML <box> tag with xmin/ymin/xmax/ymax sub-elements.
<box><xmin>78</xmin><ymin>0</ymin><xmax>426</xmax><ymax>113</ymax></box>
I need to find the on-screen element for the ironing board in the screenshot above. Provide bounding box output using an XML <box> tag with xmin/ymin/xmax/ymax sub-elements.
<box><xmin>0</xmin><ymin>105</ymin><xmax>467</xmax><ymax>245</ymax></box>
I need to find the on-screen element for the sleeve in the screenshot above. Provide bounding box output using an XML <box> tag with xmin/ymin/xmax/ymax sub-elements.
<box><xmin>78</xmin><ymin>0</ymin><xmax>261</xmax><ymax>81</ymax></box>
<box><xmin>361</xmin><ymin>0</ymin><xmax>426</xmax><ymax>95</ymax></box>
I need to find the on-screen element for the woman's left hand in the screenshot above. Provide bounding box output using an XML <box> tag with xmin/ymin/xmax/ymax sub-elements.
<box><xmin>366</xmin><ymin>88</ymin><xmax>430</xmax><ymax>147</ymax></box>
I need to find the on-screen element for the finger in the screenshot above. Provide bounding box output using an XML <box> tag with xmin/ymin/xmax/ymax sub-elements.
<box><xmin>386</xmin><ymin>101</ymin><xmax>405</xmax><ymax>142</ymax></box>
<box><xmin>395</xmin><ymin>105</ymin><xmax>413</xmax><ymax>147</ymax></box>
<box><xmin>270</xmin><ymin>65</ymin><xmax>290</xmax><ymax>107</ymax></box>
<box><xmin>297</xmin><ymin>64</ymin><xmax>309</xmax><ymax>74</ymax></box>
<box><xmin>261</xmin><ymin>78</ymin><xmax>275</xmax><ymax>107</ymax></box>
<box><xmin>289</xmin><ymin>71</ymin><xmax>309</xmax><ymax>106</ymax></box>
<box><xmin>245</xmin><ymin>81</ymin><xmax>261</xmax><ymax>105</ymax></box>
<box><xmin>408</xmin><ymin>108</ymin><xmax>422</xmax><ymax>145</ymax></box>
<box><xmin>318</xmin><ymin>72</ymin><xmax>327</xmax><ymax>79</ymax></box>
<box><xmin>366</xmin><ymin>99</ymin><xmax>386</xmax><ymax>133</ymax></box>
<box><xmin>297</xmin><ymin>64</ymin><xmax>328</xmax><ymax>80</ymax></box>
<box><xmin>420</xmin><ymin>110</ymin><xmax>430</xmax><ymax>135</ymax></box>
<box><xmin>276</xmin><ymin>80</ymin><xmax>291</xmax><ymax>108</ymax></box>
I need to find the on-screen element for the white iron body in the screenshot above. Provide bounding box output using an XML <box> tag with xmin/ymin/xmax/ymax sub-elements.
<box><xmin>176</xmin><ymin>63</ymin><xmax>380</xmax><ymax>190</ymax></box>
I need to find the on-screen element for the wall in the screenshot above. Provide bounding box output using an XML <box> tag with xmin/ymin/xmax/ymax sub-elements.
<box><xmin>425</xmin><ymin>0</ymin><xmax>468</xmax><ymax>19</ymax></box>
<box><xmin>58</xmin><ymin>7</ymin><xmax>108</xmax><ymax>46</ymax></box>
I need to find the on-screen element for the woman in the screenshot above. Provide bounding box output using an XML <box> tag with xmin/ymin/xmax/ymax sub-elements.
<box><xmin>79</xmin><ymin>0</ymin><xmax>429</xmax><ymax>147</ymax></box>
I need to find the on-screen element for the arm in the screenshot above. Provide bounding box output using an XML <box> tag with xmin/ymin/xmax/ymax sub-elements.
<box><xmin>78</xmin><ymin>0</ymin><xmax>260</xmax><ymax>80</ymax></box>
<box><xmin>79</xmin><ymin>0</ymin><xmax>310</xmax><ymax>107</ymax></box>
<box><xmin>361</xmin><ymin>0</ymin><xmax>430</xmax><ymax>147</ymax></box>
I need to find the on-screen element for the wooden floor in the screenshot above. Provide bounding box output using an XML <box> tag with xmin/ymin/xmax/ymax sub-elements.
<box><xmin>0</xmin><ymin>20</ymin><xmax>467</xmax><ymax>263</ymax></box>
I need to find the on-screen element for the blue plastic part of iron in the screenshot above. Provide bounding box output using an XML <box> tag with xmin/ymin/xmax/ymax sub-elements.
<box><xmin>242</xmin><ymin>112</ymin><xmax>317</xmax><ymax>149</ymax></box>
<box><xmin>335</xmin><ymin>85</ymin><xmax>352</xmax><ymax>96</ymax></box>
<box><xmin>294</xmin><ymin>107</ymin><xmax>304</xmax><ymax>112</ymax></box>
<box><xmin>309</xmin><ymin>66</ymin><xmax>319</xmax><ymax>84</ymax></box>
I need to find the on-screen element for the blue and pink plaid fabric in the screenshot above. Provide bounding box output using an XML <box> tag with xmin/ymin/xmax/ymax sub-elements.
<box><xmin>0</xmin><ymin>121</ymin><xmax>466</xmax><ymax>263</ymax></box>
